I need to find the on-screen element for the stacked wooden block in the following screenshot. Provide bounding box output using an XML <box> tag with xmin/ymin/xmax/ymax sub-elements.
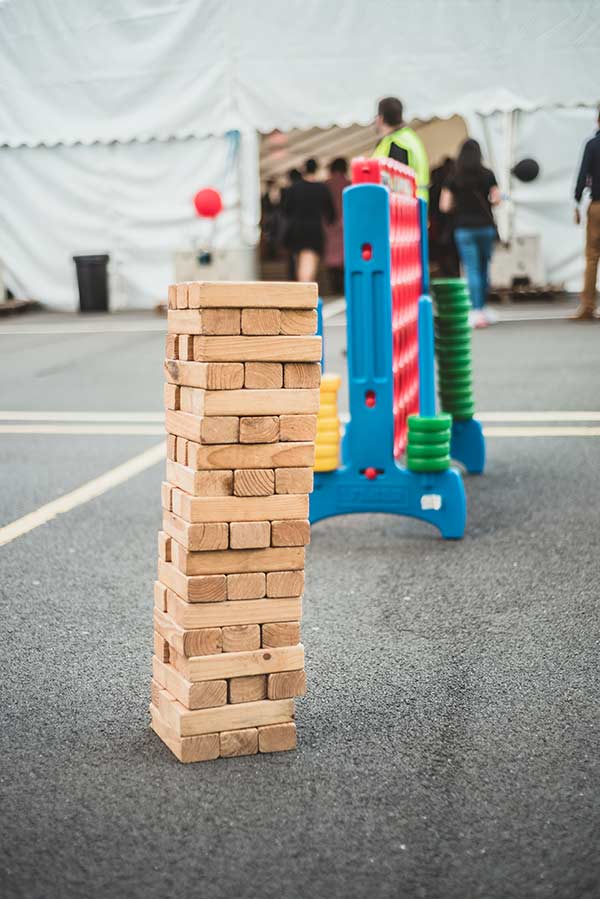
<box><xmin>151</xmin><ymin>280</ymin><xmax>321</xmax><ymax>763</ymax></box>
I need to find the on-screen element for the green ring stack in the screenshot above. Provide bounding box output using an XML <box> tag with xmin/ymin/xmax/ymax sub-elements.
<box><xmin>431</xmin><ymin>278</ymin><xmax>475</xmax><ymax>421</ymax></box>
<box><xmin>405</xmin><ymin>413</ymin><xmax>452</xmax><ymax>472</ymax></box>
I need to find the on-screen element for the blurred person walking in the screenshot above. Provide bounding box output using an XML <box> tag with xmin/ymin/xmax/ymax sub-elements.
<box><xmin>282</xmin><ymin>158</ymin><xmax>335</xmax><ymax>283</ymax></box>
<box><xmin>373</xmin><ymin>97</ymin><xmax>429</xmax><ymax>201</ymax></box>
<box><xmin>429</xmin><ymin>156</ymin><xmax>460</xmax><ymax>278</ymax></box>
<box><xmin>440</xmin><ymin>139</ymin><xmax>501</xmax><ymax>328</ymax></box>
<box><xmin>324</xmin><ymin>157</ymin><xmax>350</xmax><ymax>294</ymax></box>
<box><xmin>573</xmin><ymin>108</ymin><xmax>600</xmax><ymax>320</ymax></box>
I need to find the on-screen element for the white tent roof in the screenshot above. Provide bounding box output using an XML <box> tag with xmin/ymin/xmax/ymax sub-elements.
<box><xmin>1</xmin><ymin>0</ymin><xmax>599</xmax><ymax>148</ymax></box>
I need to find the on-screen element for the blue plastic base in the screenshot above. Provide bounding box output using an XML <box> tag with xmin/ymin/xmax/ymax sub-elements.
<box><xmin>450</xmin><ymin>418</ymin><xmax>486</xmax><ymax>475</ymax></box>
<box><xmin>310</xmin><ymin>463</ymin><xmax>466</xmax><ymax>539</ymax></box>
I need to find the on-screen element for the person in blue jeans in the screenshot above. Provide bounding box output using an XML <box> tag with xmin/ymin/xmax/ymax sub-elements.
<box><xmin>439</xmin><ymin>139</ymin><xmax>501</xmax><ymax>327</ymax></box>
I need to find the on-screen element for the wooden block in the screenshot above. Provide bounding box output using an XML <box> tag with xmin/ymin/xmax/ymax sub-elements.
<box><xmin>240</xmin><ymin>416</ymin><xmax>279</xmax><ymax>444</ymax></box>
<box><xmin>267</xmin><ymin>570</ymin><xmax>305</xmax><ymax>598</ymax></box>
<box><xmin>233</xmin><ymin>468</ymin><xmax>274</xmax><ymax>497</ymax></box>
<box><xmin>154</xmin><ymin>580</ymin><xmax>168</xmax><ymax>612</ymax></box>
<box><xmin>227</xmin><ymin>572</ymin><xmax>266</xmax><ymax>600</ymax></box>
<box><xmin>229</xmin><ymin>520</ymin><xmax>271</xmax><ymax>550</ymax></box>
<box><xmin>268</xmin><ymin>669</ymin><xmax>306</xmax><ymax>700</ymax></box>
<box><xmin>262</xmin><ymin>621</ymin><xmax>301</xmax><ymax>648</ymax></box>
<box><xmin>189</xmin><ymin>335</ymin><xmax>322</xmax><ymax>362</ymax></box>
<box><xmin>161</xmin><ymin>481</ymin><xmax>173</xmax><ymax>512</ymax></box>
<box><xmin>166</xmin><ymin>592</ymin><xmax>301</xmax><ymax>629</ymax></box>
<box><xmin>154</xmin><ymin>609</ymin><xmax>222</xmax><ymax>657</ymax></box>
<box><xmin>166</xmin><ymin>460</ymin><xmax>233</xmax><ymax>497</ymax></box>
<box><xmin>185</xmin><ymin>441</ymin><xmax>314</xmax><ymax>471</ymax></box>
<box><xmin>162</xmin><ymin>512</ymin><xmax>229</xmax><ymax>552</ymax></box>
<box><xmin>244</xmin><ymin>362</ymin><xmax>283</xmax><ymax>389</ymax></box>
<box><xmin>151</xmin><ymin>678</ymin><xmax>162</xmax><ymax>708</ymax></box>
<box><xmin>166</xmin><ymin>434</ymin><xmax>177</xmax><ymax>461</ymax></box>
<box><xmin>220</xmin><ymin>728</ymin><xmax>258</xmax><ymax>757</ymax></box>
<box><xmin>222</xmin><ymin>624</ymin><xmax>261</xmax><ymax>653</ymax></box>
<box><xmin>275</xmin><ymin>467</ymin><xmax>314</xmax><ymax>494</ymax></box>
<box><xmin>172</xmin><ymin>489</ymin><xmax>308</xmax><ymax>523</ymax></box>
<box><xmin>153</xmin><ymin>631</ymin><xmax>170</xmax><ymax>663</ymax></box>
<box><xmin>271</xmin><ymin>519</ymin><xmax>310</xmax><ymax>547</ymax></box>
<box><xmin>186</xmin><ymin>281</ymin><xmax>317</xmax><ymax>309</ymax></box>
<box><xmin>279</xmin><ymin>414</ymin><xmax>317</xmax><ymax>442</ymax></box>
<box><xmin>167</xmin><ymin>284</ymin><xmax>178</xmax><ymax>310</ymax></box>
<box><xmin>170</xmin><ymin>543</ymin><xmax>304</xmax><ymax>576</ymax></box>
<box><xmin>165</xmin><ymin>334</ymin><xmax>178</xmax><ymax>359</ymax></box>
<box><xmin>180</xmin><ymin>388</ymin><xmax>320</xmax><ymax>417</ymax></box>
<box><xmin>158</xmin><ymin>530</ymin><xmax>172</xmax><ymax>562</ymax></box>
<box><xmin>167</xmin><ymin>308</ymin><xmax>240</xmax><ymax>335</ymax></box>
<box><xmin>150</xmin><ymin>703</ymin><xmax>220</xmax><ymax>763</ymax></box>
<box><xmin>284</xmin><ymin>362</ymin><xmax>321</xmax><ymax>389</ymax></box>
<box><xmin>280</xmin><ymin>309</ymin><xmax>318</xmax><ymax>335</ymax></box>
<box><xmin>157</xmin><ymin>691</ymin><xmax>295</xmax><ymax>738</ymax></box>
<box><xmin>178</xmin><ymin>334</ymin><xmax>194</xmax><ymax>361</ymax></box>
<box><xmin>153</xmin><ymin>657</ymin><xmax>227</xmax><ymax>710</ymax></box>
<box><xmin>168</xmin><ymin>643</ymin><xmax>304</xmax><ymax>683</ymax></box>
<box><xmin>166</xmin><ymin>410</ymin><xmax>239</xmax><ymax>445</ymax></box>
<box><xmin>258</xmin><ymin>722</ymin><xmax>297</xmax><ymax>753</ymax></box>
<box><xmin>229</xmin><ymin>675</ymin><xmax>267</xmax><ymax>704</ymax></box>
<box><xmin>241</xmin><ymin>308</ymin><xmax>281</xmax><ymax>335</ymax></box>
<box><xmin>158</xmin><ymin>560</ymin><xmax>227</xmax><ymax>602</ymax></box>
<box><xmin>175</xmin><ymin>437</ymin><xmax>187</xmax><ymax>465</ymax></box>
<box><xmin>164</xmin><ymin>360</ymin><xmax>244</xmax><ymax>389</ymax></box>
<box><xmin>176</xmin><ymin>283</ymin><xmax>188</xmax><ymax>309</ymax></box>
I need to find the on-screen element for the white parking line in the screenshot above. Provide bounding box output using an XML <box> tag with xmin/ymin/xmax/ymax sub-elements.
<box><xmin>0</xmin><ymin>425</ymin><xmax>164</xmax><ymax>435</ymax></box>
<box><xmin>0</xmin><ymin>411</ymin><xmax>163</xmax><ymax>422</ymax></box>
<box><xmin>483</xmin><ymin>426</ymin><xmax>600</xmax><ymax>437</ymax></box>
<box><xmin>479</xmin><ymin>411</ymin><xmax>600</xmax><ymax>422</ymax></box>
<box><xmin>0</xmin><ymin>441</ymin><xmax>166</xmax><ymax>547</ymax></box>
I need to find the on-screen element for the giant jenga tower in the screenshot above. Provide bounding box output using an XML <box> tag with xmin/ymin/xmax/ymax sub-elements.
<box><xmin>151</xmin><ymin>281</ymin><xmax>320</xmax><ymax>763</ymax></box>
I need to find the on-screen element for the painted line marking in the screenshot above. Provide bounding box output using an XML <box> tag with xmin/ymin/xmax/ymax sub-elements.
<box><xmin>0</xmin><ymin>425</ymin><xmax>165</xmax><ymax>435</ymax></box>
<box><xmin>482</xmin><ymin>426</ymin><xmax>600</xmax><ymax>437</ymax></box>
<box><xmin>478</xmin><ymin>411</ymin><xmax>600</xmax><ymax>422</ymax></box>
<box><xmin>0</xmin><ymin>321</ymin><xmax>166</xmax><ymax>335</ymax></box>
<box><xmin>0</xmin><ymin>441</ymin><xmax>166</xmax><ymax>547</ymax></box>
<box><xmin>0</xmin><ymin>411</ymin><xmax>163</xmax><ymax>422</ymax></box>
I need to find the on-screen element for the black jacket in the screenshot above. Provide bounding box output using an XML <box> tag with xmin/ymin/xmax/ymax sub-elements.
<box><xmin>575</xmin><ymin>130</ymin><xmax>600</xmax><ymax>202</ymax></box>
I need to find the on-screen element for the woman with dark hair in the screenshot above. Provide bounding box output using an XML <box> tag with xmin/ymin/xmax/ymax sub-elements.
<box><xmin>440</xmin><ymin>139</ymin><xmax>501</xmax><ymax>327</ymax></box>
<box><xmin>324</xmin><ymin>157</ymin><xmax>350</xmax><ymax>294</ymax></box>
<box><xmin>282</xmin><ymin>158</ymin><xmax>336</xmax><ymax>283</ymax></box>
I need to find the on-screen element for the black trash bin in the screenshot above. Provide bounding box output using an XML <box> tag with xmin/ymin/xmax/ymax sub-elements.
<box><xmin>73</xmin><ymin>254</ymin><xmax>110</xmax><ymax>313</ymax></box>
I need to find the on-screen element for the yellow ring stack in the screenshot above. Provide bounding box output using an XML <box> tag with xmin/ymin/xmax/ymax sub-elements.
<box><xmin>314</xmin><ymin>373</ymin><xmax>342</xmax><ymax>472</ymax></box>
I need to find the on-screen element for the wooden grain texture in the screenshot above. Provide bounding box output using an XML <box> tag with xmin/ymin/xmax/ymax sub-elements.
<box><xmin>229</xmin><ymin>520</ymin><xmax>271</xmax><ymax>550</ymax></box>
<box><xmin>239</xmin><ymin>415</ymin><xmax>279</xmax><ymax>444</ymax></box>
<box><xmin>241</xmin><ymin>308</ymin><xmax>281</xmax><ymax>335</ymax></box>
<box><xmin>226</xmin><ymin>572</ymin><xmax>266</xmax><ymax>600</ymax></box>
<box><xmin>186</xmin><ymin>280</ymin><xmax>317</xmax><ymax>309</ymax></box>
<box><xmin>222</xmin><ymin>624</ymin><xmax>261</xmax><ymax>653</ymax></box>
<box><xmin>166</xmin><ymin>459</ymin><xmax>233</xmax><ymax>496</ymax></box>
<box><xmin>154</xmin><ymin>608</ymin><xmax>223</xmax><ymax>657</ymax></box>
<box><xmin>169</xmin><ymin>543</ymin><xmax>304</xmax><ymax>577</ymax></box>
<box><xmin>279</xmin><ymin>414</ymin><xmax>318</xmax><ymax>441</ymax></box>
<box><xmin>220</xmin><ymin>727</ymin><xmax>259</xmax><ymax>757</ymax></box>
<box><xmin>153</xmin><ymin>656</ymin><xmax>227</xmax><ymax>709</ymax></box>
<box><xmin>162</xmin><ymin>512</ymin><xmax>229</xmax><ymax>552</ymax></box>
<box><xmin>169</xmin><ymin>643</ymin><xmax>304</xmax><ymax>682</ymax></box>
<box><xmin>160</xmin><ymin>481</ymin><xmax>173</xmax><ymax>513</ymax></box>
<box><xmin>175</xmin><ymin>437</ymin><xmax>188</xmax><ymax>465</ymax></box>
<box><xmin>244</xmin><ymin>362</ymin><xmax>283</xmax><ymax>389</ymax></box>
<box><xmin>258</xmin><ymin>721</ymin><xmax>297</xmax><ymax>753</ymax></box>
<box><xmin>157</xmin><ymin>691</ymin><xmax>295</xmax><ymax>737</ymax></box>
<box><xmin>283</xmin><ymin>362</ymin><xmax>321</xmax><ymax>389</ymax></box>
<box><xmin>229</xmin><ymin>675</ymin><xmax>267</xmax><ymax>703</ymax></box>
<box><xmin>150</xmin><ymin>702</ymin><xmax>220</xmax><ymax>763</ymax></box>
<box><xmin>164</xmin><ymin>360</ymin><xmax>244</xmax><ymax>389</ymax></box>
<box><xmin>171</xmin><ymin>490</ymin><xmax>308</xmax><ymax>523</ymax></box>
<box><xmin>267</xmin><ymin>669</ymin><xmax>307</xmax><ymax>700</ymax></box>
<box><xmin>166</xmin><ymin>434</ymin><xmax>177</xmax><ymax>461</ymax></box>
<box><xmin>233</xmin><ymin>468</ymin><xmax>274</xmax><ymax>497</ymax></box>
<box><xmin>180</xmin><ymin>388</ymin><xmax>320</xmax><ymax>417</ymax></box>
<box><xmin>280</xmin><ymin>309</ymin><xmax>318</xmax><ymax>335</ymax></box>
<box><xmin>157</xmin><ymin>530</ymin><xmax>172</xmax><ymax>562</ymax></box>
<box><xmin>164</xmin><ymin>383</ymin><xmax>180</xmax><ymax>410</ymax></box>
<box><xmin>191</xmin><ymin>335</ymin><xmax>321</xmax><ymax>362</ymax></box>
<box><xmin>261</xmin><ymin>621</ymin><xmax>301</xmax><ymax>648</ymax></box>
<box><xmin>165</xmin><ymin>591</ymin><xmax>301</xmax><ymax>629</ymax></box>
<box><xmin>167</xmin><ymin>285</ymin><xmax>178</xmax><ymax>311</ymax></box>
<box><xmin>185</xmin><ymin>441</ymin><xmax>314</xmax><ymax>471</ymax></box>
<box><xmin>166</xmin><ymin>409</ymin><xmax>239</xmax><ymax>445</ymax></box>
<box><xmin>266</xmin><ymin>570</ymin><xmax>305</xmax><ymax>598</ymax></box>
<box><xmin>176</xmin><ymin>283</ymin><xmax>188</xmax><ymax>309</ymax></box>
<box><xmin>178</xmin><ymin>334</ymin><xmax>194</xmax><ymax>361</ymax></box>
<box><xmin>166</xmin><ymin>334</ymin><xmax>179</xmax><ymax>361</ymax></box>
<box><xmin>154</xmin><ymin>579</ymin><xmax>168</xmax><ymax>612</ymax></box>
<box><xmin>271</xmin><ymin>519</ymin><xmax>310</xmax><ymax>547</ymax></box>
<box><xmin>167</xmin><ymin>308</ymin><xmax>240</xmax><ymax>335</ymax></box>
<box><xmin>158</xmin><ymin>560</ymin><xmax>227</xmax><ymax>602</ymax></box>
<box><xmin>274</xmin><ymin>467</ymin><xmax>314</xmax><ymax>495</ymax></box>
<box><xmin>153</xmin><ymin>631</ymin><xmax>170</xmax><ymax>663</ymax></box>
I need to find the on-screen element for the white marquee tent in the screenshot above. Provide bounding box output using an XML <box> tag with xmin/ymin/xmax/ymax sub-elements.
<box><xmin>1</xmin><ymin>0</ymin><xmax>599</xmax><ymax>308</ymax></box>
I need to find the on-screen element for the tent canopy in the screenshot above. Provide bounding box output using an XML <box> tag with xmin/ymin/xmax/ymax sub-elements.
<box><xmin>2</xmin><ymin>0</ymin><xmax>599</xmax><ymax>148</ymax></box>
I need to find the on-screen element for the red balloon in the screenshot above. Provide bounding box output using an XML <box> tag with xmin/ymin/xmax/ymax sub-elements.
<box><xmin>194</xmin><ymin>188</ymin><xmax>223</xmax><ymax>218</ymax></box>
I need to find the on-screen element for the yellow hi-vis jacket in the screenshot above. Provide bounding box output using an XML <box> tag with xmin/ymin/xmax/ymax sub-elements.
<box><xmin>373</xmin><ymin>127</ymin><xmax>429</xmax><ymax>202</ymax></box>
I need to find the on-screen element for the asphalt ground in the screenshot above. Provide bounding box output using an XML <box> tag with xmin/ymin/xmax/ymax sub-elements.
<box><xmin>1</xmin><ymin>305</ymin><xmax>599</xmax><ymax>899</ymax></box>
